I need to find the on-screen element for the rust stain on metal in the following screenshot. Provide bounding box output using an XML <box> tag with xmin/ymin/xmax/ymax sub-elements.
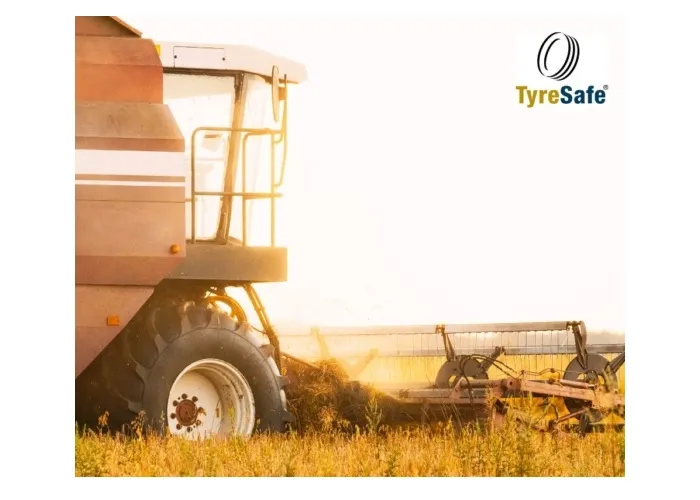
<box><xmin>175</xmin><ymin>399</ymin><xmax>198</xmax><ymax>427</ymax></box>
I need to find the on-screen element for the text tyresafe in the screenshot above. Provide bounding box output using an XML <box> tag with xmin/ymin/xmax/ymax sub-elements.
<box><xmin>516</xmin><ymin>85</ymin><xmax>607</xmax><ymax>108</ymax></box>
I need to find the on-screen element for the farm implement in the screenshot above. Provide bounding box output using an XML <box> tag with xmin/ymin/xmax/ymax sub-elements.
<box><xmin>280</xmin><ymin>321</ymin><xmax>626</xmax><ymax>434</ymax></box>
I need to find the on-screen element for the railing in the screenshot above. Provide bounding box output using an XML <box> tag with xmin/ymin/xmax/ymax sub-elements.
<box><xmin>277</xmin><ymin>323</ymin><xmax>626</xmax><ymax>359</ymax></box>
<box><xmin>276</xmin><ymin>323</ymin><xmax>625</xmax><ymax>384</ymax></box>
<box><xmin>189</xmin><ymin>126</ymin><xmax>283</xmax><ymax>246</ymax></box>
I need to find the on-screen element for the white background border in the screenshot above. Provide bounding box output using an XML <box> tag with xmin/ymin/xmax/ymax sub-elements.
<box><xmin>3</xmin><ymin>0</ymin><xmax>696</xmax><ymax>494</ymax></box>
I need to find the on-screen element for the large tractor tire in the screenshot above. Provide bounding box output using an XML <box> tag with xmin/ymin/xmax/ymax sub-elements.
<box><xmin>76</xmin><ymin>300</ymin><xmax>293</xmax><ymax>438</ymax></box>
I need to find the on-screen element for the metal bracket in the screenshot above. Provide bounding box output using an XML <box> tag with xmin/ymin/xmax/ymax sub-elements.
<box><xmin>608</xmin><ymin>351</ymin><xmax>625</xmax><ymax>374</ymax></box>
<box><xmin>567</xmin><ymin>321</ymin><xmax>589</xmax><ymax>370</ymax></box>
<box><xmin>480</xmin><ymin>346</ymin><xmax>505</xmax><ymax>372</ymax></box>
<box><xmin>449</xmin><ymin>376</ymin><xmax>466</xmax><ymax>401</ymax></box>
<box><xmin>438</xmin><ymin>324</ymin><xmax>456</xmax><ymax>362</ymax></box>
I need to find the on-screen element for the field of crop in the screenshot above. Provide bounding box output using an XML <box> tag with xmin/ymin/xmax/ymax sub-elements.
<box><xmin>75</xmin><ymin>357</ymin><xmax>624</xmax><ymax>477</ymax></box>
<box><xmin>75</xmin><ymin>420</ymin><xmax>625</xmax><ymax>477</ymax></box>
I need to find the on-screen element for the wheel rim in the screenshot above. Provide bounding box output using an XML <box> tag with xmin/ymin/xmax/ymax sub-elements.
<box><xmin>167</xmin><ymin>358</ymin><xmax>255</xmax><ymax>439</ymax></box>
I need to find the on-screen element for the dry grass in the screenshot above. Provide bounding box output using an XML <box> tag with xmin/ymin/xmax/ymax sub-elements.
<box><xmin>75</xmin><ymin>419</ymin><xmax>624</xmax><ymax>477</ymax></box>
<box><xmin>282</xmin><ymin>357</ymin><xmax>394</xmax><ymax>433</ymax></box>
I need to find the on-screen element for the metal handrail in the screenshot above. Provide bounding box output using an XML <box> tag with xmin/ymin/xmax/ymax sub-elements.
<box><xmin>189</xmin><ymin>126</ymin><xmax>283</xmax><ymax>246</ymax></box>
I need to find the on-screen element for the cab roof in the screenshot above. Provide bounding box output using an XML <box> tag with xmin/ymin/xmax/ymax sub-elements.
<box><xmin>156</xmin><ymin>41</ymin><xmax>308</xmax><ymax>84</ymax></box>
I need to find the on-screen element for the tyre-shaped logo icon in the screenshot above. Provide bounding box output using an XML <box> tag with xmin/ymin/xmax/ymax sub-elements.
<box><xmin>537</xmin><ymin>32</ymin><xmax>580</xmax><ymax>81</ymax></box>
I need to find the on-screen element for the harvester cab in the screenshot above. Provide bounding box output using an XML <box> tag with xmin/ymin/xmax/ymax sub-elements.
<box><xmin>156</xmin><ymin>42</ymin><xmax>305</xmax><ymax>248</ymax></box>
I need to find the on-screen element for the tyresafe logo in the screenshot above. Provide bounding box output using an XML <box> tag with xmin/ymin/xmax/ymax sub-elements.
<box><xmin>516</xmin><ymin>31</ymin><xmax>608</xmax><ymax>108</ymax></box>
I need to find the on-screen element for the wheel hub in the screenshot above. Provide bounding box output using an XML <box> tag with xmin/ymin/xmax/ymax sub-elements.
<box><xmin>170</xmin><ymin>394</ymin><xmax>203</xmax><ymax>431</ymax></box>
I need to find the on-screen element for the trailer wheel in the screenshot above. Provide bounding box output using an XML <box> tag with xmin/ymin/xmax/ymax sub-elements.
<box><xmin>76</xmin><ymin>300</ymin><xmax>293</xmax><ymax>438</ymax></box>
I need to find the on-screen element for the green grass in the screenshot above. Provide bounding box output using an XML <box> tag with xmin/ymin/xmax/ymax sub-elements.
<box><xmin>75</xmin><ymin>421</ymin><xmax>624</xmax><ymax>477</ymax></box>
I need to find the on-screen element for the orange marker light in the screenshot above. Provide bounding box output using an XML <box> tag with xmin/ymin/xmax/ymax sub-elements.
<box><xmin>170</xmin><ymin>244</ymin><xmax>181</xmax><ymax>254</ymax></box>
<box><xmin>106</xmin><ymin>315</ymin><xmax>120</xmax><ymax>326</ymax></box>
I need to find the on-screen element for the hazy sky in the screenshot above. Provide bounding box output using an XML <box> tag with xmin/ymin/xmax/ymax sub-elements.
<box><xmin>124</xmin><ymin>16</ymin><xmax>624</xmax><ymax>332</ymax></box>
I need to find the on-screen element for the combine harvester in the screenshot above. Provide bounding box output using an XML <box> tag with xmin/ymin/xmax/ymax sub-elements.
<box><xmin>74</xmin><ymin>16</ymin><xmax>625</xmax><ymax>439</ymax></box>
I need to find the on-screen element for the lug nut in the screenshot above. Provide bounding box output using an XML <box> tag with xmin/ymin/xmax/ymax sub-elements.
<box><xmin>192</xmin><ymin>396</ymin><xmax>198</xmax><ymax>403</ymax></box>
<box><xmin>176</xmin><ymin>424</ymin><xmax>182</xmax><ymax>430</ymax></box>
<box><xmin>170</xmin><ymin>413</ymin><xmax>176</xmax><ymax>419</ymax></box>
<box><xmin>182</xmin><ymin>393</ymin><xmax>188</xmax><ymax>399</ymax></box>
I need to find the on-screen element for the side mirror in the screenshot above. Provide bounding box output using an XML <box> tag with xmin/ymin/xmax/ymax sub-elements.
<box><xmin>271</xmin><ymin>66</ymin><xmax>281</xmax><ymax>123</ymax></box>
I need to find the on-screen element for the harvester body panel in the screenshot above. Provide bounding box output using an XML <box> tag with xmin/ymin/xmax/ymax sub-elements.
<box><xmin>75</xmin><ymin>16</ymin><xmax>186</xmax><ymax>377</ymax></box>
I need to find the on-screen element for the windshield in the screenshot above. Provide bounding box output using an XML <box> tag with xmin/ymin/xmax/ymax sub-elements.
<box><xmin>163</xmin><ymin>73</ymin><xmax>236</xmax><ymax>241</ymax></box>
<box><xmin>229</xmin><ymin>74</ymin><xmax>279</xmax><ymax>245</ymax></box>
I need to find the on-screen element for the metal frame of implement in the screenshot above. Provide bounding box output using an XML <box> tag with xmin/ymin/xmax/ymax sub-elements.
<box><xmin>372</xmin><ymin>321</ymin><xmax>626</xmax><ymax>432</ymax></box>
